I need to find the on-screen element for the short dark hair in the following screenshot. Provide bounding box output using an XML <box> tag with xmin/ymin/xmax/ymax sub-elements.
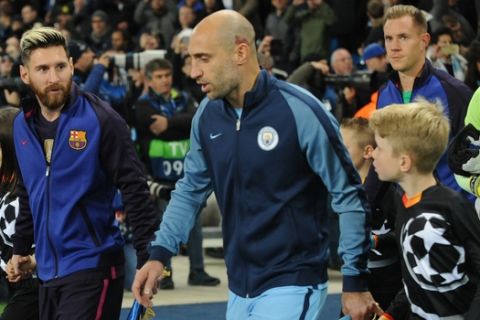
<box><xmin>0</xmin><ymin>106</ymin><xmax>20</xmax><ymax>194</ymax></box>
<box><xmin>431</xmin><ymin>27</ymin><xmax>453</xmax><ymax>44</ymax></box>
<box><xmin>144</xmin><ymin>58</ymin><xmax>173</xmax><ymax>80</ymax></box>
<box><xmin>20</xmin><ymin>26</ymin><xmax>67</xmax><ymax>64</ymax></box>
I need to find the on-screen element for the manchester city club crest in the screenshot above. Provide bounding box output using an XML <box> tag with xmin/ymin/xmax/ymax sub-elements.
<box><xmin>69</xmin><ymin>130</ymin><xmax>87</xmax><ymax>150</ymax></box>
<box><xmin>257</xmin><ymin>126</ymin><xmax>279</xmax><ymax>151</ymax></box>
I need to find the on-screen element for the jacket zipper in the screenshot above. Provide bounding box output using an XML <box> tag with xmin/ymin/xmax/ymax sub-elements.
<box><xmin>45</xmin><ymin>158</ymin><xmax>59</xmax><ymax>277</ymax></box>
<box><xmin>233</xmin><ymin>109</ymin><xmax>249</xmax><ymax>295</ymax></box>
<box><xmin>236</xmin><ymin>118</ymin><xmax>241</xmax><ymax>131</ymax></box>
<box><xmin>37</xmin><ymin>115</ymin><xmax>59</xmax><ymax>278</ymax></box>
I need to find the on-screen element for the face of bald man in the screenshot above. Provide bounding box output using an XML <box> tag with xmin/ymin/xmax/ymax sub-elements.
<box><xmin>188</xmin><ymin>23</ymin><xmax>240</xmax><ymax>101</ymax></box>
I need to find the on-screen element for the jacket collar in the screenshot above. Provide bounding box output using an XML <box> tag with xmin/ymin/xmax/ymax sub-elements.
<box><xmin>242</xmin><ymin>69</ymin><xmax>272</xmax><ymax>110</ymax></box>
<box><xmin>389</xmin><ymin>58</ymin><xmax>433</xmax><ymax>90</ymax></box>
<box><xmin>20</xmin><ymin>82</ymin><xmax>81</xmax><ymax>120</ymax></box>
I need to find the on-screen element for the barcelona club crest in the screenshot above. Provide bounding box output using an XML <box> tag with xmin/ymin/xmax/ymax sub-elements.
<box><xmin>257</xmin><ymin>126</ymin><xmax>279</xmax><ymax>151</ymax></box>
<box><xmin>69</xmin><ymin>130</ymin><xmax>87</xmax><ymax>150</ymax></box>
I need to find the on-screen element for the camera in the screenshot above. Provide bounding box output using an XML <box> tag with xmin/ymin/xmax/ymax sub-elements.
<box><xmin>440</xmin><ymin>44</ymin><xmax>459</xmax><ymax>56</ymax></box>
<box><xmin>109</xmin><ymin>50</ymin><xmax>167</xmax><ymax>70</ymax></box>
<box><xmin>324</xmin><ymin>71</ymin><xmax>373</xmax><ymax>91</ymax></box>
<box><xmin>0</xmin><ymin>77</ymin><xmax>26</xmax><ymax>92</ymax></box>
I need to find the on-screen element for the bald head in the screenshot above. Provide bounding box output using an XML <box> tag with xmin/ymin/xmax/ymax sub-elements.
<box><xmin>331</xmin><ymin>48</ymin><xmax>353</xmax><ymax>75</ymax></box>
<box><xmin>193</xmin><ymin>10</ymin><xmax>256</xmax><ymax>55</ymax></box>
<box><xmin>188</xmin><ymin>10</ymin><xmax>261</xmax><ymax>107</ymax></box>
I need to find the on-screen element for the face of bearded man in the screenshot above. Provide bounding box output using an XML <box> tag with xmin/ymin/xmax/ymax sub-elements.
<box><xmin>30</xmin><ymin>75</ymin><xmax>72</xmax><ymax>111</ymax></box>
<box><xmin>20</xmin><ymin>45</ymin><xmax>74</xmax><ymax>113</ymax></box>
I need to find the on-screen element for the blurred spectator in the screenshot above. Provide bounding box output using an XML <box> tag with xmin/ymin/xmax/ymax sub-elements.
<box><xmin>0</xmin><ymin>54</ymin><xmax>14</xmax><ymax>78</ymax></box>
<box><xmin>329</xmin><ymin>48</ymin><xmax>370</xmax><ymax>119</ymax></box>
<box><xmin>364</xmin><ymin>0</ymin><xmax>385</xmax><ymax>46</ymax></box>
<box><xmin>110</xmin><ymin>29</ymin><xmax>132</xmax><ymax>52</ymax></box>
<box><xmin>257</xmin><ymin>35</ymin><xmax>291</xmax><ymax>75</ymax></box>
<box><xmin>284</xmin><ymin>0</ymin><xmax>336</xmax><ymax>63</ymax></box>
<box><xmin>69</xmin><ymin>40</ymin><xmax>130</xmax><ymax>122</ymax></box>
<box><xmin>134</xmin><ymin>0</ymin><xmax>177</xmax><ymax>50</ymax></box>
<box><xmin>0</xmin><ymin>1</ymin><xmax>14</xmax><ymax>40</ymax></box>
<box><xmin>170</xmin><ymin>5</ymin><xmax>196</xmax><ymax>56</ymax></box>
<box><xmin>354</xmin><ymin>43</ymin><xmax>389</xmax><ymax>119</ymax></box>
<box><xmin>233</xmin><ymin>0</ymin><xmax>264</xmax><ymax>39</ymax></box>
<box><xmin>71</xmin><ymin>0</ymin><xmax>91</xmax><ymax>38</ymax></box>
<box><xmin>54</xmin><ymin>11</ymin><xmax>73</xmax><ymax>35</ymax></box>
<box><xmin>44</xmin><ymin>0</ymin><xmax>74</xmax><ymax>26</ymax></box>
<box><xmin>85</xmin><ymin>10</ymin><xmax>112</xmax><ymax>54</ymax></box>
<box><xmin>20</xmin><ymin>3</ymin><xmax>41</xmax><ymax>30</ymax></box>
<box><xmin>4</xmin><ymin>36</ymin><xmax>20</xmax><ymax>62</ymax></box>
<box><xmin>362</xmin><ymin>43</ymin><xmax>388</xmax><ymax>74</ymax></box>
<box><xmin>203</xmin><ymin>0</ymin><xmax>225</xmax><ymax>15</ymax></box>
<box><xmin>427</xmin><ymin>27</ymin><xmax>467</xmax><ymax>81</ymax></box>
<box><xmin>178</xmin><ymin>55</ymin><xmax>204</xmax><ymax>103</ymax></box>
<box><xmin>465</xmin><ymin>40</ymin><xmax>480</xmax><ymax>90</ymax></box>
<box><xmin>430</xmin><ymin>0</ymin><xmax>475</xmax><ymax>46</ymax></box>
<box><xmin>134</xmin><ymin>58</ymin><xmax>219</xmax><ymax>289</ymax></box>
<box><xmin>178</xmin><ymin>0</ymin><xmax>206</xmax><ymax>24</ymax></box>
<box><xmin>329</xmin><ymin>0</ymin><xmax>369</xmax><ymax>55</ymax></box>
<box><xmin>90</xmin><ymin>0</ymin><xmax>137</xmax><ymax>32</ymax></box>
<box><xmin>138</xmin><ymin>31</ymin><xmax>162</xmax><ymax>51</ymax></box>
<box><xmin>0</xmin><ymin>54</ymin><xmax>21</xmax><ymax>108</ymax></box>
<box><xmin>9</xmin><ymin>15</ymin><xmax>24</xmax><ymax>39</ymax></box>
<box><xmin>264</xmin><ymin>0</ymin><xmax>291</xmax><ymax>67</ymax></box>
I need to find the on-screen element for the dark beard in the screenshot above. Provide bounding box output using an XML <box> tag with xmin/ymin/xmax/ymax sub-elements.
<box><xmin>33</xmin><ymin>77</ymin><xmax>72</xmax><ymax>111</ymax></box>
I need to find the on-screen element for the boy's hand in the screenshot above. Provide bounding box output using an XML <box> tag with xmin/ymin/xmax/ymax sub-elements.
<box><xmin>7</xmin><ymin>255</ymin><xmax>36</xmax><ymax>282</ymax></box>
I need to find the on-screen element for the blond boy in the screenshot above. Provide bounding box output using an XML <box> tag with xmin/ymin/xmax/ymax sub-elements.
<box><xmin>370</xmin><ymin>100</ymin><xmax>480</xmax><ymax>319</ymax></box>
<box><xmin>340</xmin><ymin>118</ymin><xmax>375</xmax><ymax>182</ymax></box>
<box><xmin>341</xmin><ymin>118</ymin><xmax>402</xmax><ymax>311</ymax></box>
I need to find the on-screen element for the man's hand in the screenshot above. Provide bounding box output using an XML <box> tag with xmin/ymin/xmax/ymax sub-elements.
<box><xmin>132</xmin><ymin>260</ymin><xmax>165</xmax><ymax>308</ymax></box>
<box><xmin>150</xmin><ymin>115</ymin><xmax>168</xmax><ymax>135</ymax></box>
<box><xmin>8</xmin><ymin>254</ymin><xmax>36</xmax><ymax>282</ymax></box>
<box><xmin>342</xmin><ymin>291</ymin><xmax>383</xmax><ymax>320</ymax></box>
<box><xmin>310</xmin><ymin>60</ymin><xmax>330</xmax><ymax>75</ymax></box>
<box><xmin>343</xmin><ymin>86</ymin><xmax>357</xmax><ymax>104</ymax></box>
<box><xmin>3</xmin><ymin>89</ymin><xmax>20</xmax><ymax>107</ymax></box>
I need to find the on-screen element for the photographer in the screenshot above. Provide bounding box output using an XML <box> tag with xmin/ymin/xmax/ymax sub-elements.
<box><xmin>288</xmin><ymin>48</ymin><xmax>372</xmax><ymax>121</ymax></box>
<box><xmin>133</xmin><ymin>58</ymin><xmax>220</xmax><ymax>290</ymax></box>
<box><xmin>68</xmin><ymin>40</ymin><xmax>131</xmax><ymax>123</ymax></box>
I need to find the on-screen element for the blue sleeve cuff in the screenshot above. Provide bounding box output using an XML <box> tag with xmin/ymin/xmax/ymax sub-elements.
<box><xmin>342</xmin><ymin>274</ymin><xmax>369</xmax><ymax>292</ymax></box>
<box><xmin>148</xmin><ymin>245</ymin><xmax>174</xmax><ymax>266</ymax></box>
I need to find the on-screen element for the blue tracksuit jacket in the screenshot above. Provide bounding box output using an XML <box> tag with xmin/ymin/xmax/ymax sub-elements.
<box><xmin>149</xmin><ymin>70</ymin><xmax>372</xmax><ymax>297</ymax></box>
<box><xmin>377</xmin><ymin>59</ymin><xmax>472</xmax><ymax>196</ymax></box>
<box><xmin>12</xmin><ymin>84</ymin><xmax>158</xmax><ymax>281</ymax></box>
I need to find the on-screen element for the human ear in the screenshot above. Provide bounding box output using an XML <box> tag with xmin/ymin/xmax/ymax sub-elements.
<box><xmin>422</xmin><ymin>32</ymin><xmax>431</xmax><ymax>50</ymax></box>
<box><xmin>19</xmin><ymin>65</ymin><xmax>30</xmax><ymax>85</ymax></box>
<box><xmin>399</xmin><ymin>154</ymin><xmax>412</xmax><ymax>172</ymax></box>
<box><xmin>235</xmin><ymin>43</ymin><xmax>249</xmax><ymax>65</ymax></box>
<box><xmin>363</xmin><ymin>145</ymin><xmax>374</xmax><ymax>159</ymax></box>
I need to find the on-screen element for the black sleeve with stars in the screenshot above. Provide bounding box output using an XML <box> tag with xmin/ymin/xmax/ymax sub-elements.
<box><xmin>392</xmin><ymin>185</ymin><xmax>480</xmax><ymax>319</ymax></box>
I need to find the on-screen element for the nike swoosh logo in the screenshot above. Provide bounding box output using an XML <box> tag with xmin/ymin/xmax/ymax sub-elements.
<box><xmin>209</xmin><ymin>133</ymin><xmax>223</xmax><ymax>139</ymax></box>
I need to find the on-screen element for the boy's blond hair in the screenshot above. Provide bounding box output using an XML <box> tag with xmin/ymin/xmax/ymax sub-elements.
<box><xmin>384</xmin><ymin>4</ymin><xmax>428</xmax><ymax>33</ymax></box>
<box><xmin>369</xmin><ymin>99</ymin><xmax>450</xmax><ymax>174</ymax></box>
<box><xmin>340</xmin><ymin>117</ymin><xmax>376</xmax><ymax>149</ymax></box>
